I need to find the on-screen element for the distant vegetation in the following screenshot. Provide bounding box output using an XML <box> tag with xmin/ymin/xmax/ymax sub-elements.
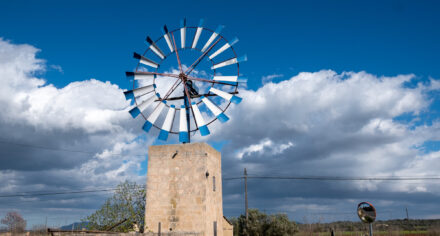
<box><xmin>0</xmin><ymin>211</ymin><xmax>26</xmax><ymax>233</ymax></box>
<box><xmin>227</xmin><ymin>209</ymin><xmax>440</xmax><ymax>236</ymax></box>
<box><xmin>229</xmin><ymin>208</ymin><xmax>299</xmax><ymax>236</ymax></box>
<box><xmin>296</xmin><ymin>219</ymin><xmax>440</xmax><ymax>235</ymax></box>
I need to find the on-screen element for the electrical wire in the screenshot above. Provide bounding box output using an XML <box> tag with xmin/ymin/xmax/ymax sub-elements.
<box><xmin>223</xmin><ymin>176</ymin><xmax>440</xmax><ymax>181</ymax></box>
<box><xmin>0</xmin><ymin>139</ymin><xmax>146</xmax><ymax>157</ymax></box>
<box><xmin>1</xmin><ymin>175</ymin><xmax>439</xmax><ymax>199</ymax></box>
<box><xmin>0</xmin><ymin>185</ymin><xmax>146</xmax><ymax>198</ymax></box>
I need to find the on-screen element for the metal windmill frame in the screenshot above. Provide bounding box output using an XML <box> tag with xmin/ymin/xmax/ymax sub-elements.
<box><xmin>124</xmin><ymin>19</ymin><xmax>247</xmax><ymax>143</ymax></box>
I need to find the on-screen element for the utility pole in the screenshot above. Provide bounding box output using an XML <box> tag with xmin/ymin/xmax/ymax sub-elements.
<box><xmin>244</xmin><ymin>168</ymin><xmax>248</xmax><ymax>222</ymax></box>
<box><xmin>406</xmin><ymin>207</ymin><xmax>409</xmax><ymax>220</ymax></box>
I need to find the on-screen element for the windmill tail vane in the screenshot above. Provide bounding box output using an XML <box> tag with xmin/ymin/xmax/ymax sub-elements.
<box><xmin>123</xmin><ymin>19</ymin><xmax>247</xmax><ymax>143</ymax></box>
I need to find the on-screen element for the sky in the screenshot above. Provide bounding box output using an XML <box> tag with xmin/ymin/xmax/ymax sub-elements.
<box><xmin>1</xmin><ymin>0</ymin><xmax>440</xmax><ymax>229</ymax></box>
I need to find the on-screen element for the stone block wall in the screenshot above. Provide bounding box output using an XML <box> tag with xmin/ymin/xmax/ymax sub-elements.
<box><xmin>145</xmin><ymin>143</ymin><xmax>226</xmax><ymax>236</ymax></box>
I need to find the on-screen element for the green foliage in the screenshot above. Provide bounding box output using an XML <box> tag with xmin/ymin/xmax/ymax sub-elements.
<box><xmin>231</xmin><ymin>209</ymin><xmax>298</xmax><ymax>236</ymax></box>
<box><xmin>82</xmin><ymin>181</ymin><xmax>145</xmax><ymax>232</ymax></box>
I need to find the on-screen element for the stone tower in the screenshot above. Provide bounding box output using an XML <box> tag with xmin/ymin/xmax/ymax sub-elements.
<box><xmin>145</xmin><ymin>143</ymin><xmax>231</xmax><ymax>236</ymax></box>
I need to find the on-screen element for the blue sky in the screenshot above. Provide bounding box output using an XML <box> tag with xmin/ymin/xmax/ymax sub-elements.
<box><xmin>2</xmin><ymin>0</ymin><xmax>440</xmax><ymax>90</ymax></box>
<box><xmin>1</xmin><ymin>0</ymin><xmax>440</xmax><ymax>229</ymax></box>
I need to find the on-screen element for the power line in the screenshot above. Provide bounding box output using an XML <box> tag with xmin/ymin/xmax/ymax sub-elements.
<box><xmin>0</xmin><ymin>139</ymin><xmax>146</xmax><ymax>157</ymax></box>
<box><xmin>223</xmin><ymin>175</ymin><xmax>440</xmax><ymax>181</ymax></box>
<box><xmin>0</xmin><ymin>185</ymin><xmax>145</xmax><ymax>198</ymax></box>
<box><xmin>1</xmin><ymin>174</ymin><xmax>439</xmax><ymax>199</ymax></box>
<box><xmin>0</xmin><ymin>188</ymin><xmax>117</xmax><ymax>198</ymax></box>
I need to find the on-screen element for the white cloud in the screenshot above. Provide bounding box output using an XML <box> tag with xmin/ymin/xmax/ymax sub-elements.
<box><xmin>235</xmin><ymin>138</ymin><xmax>294</xmax><ymax>159</ymax></box>
<box><xmin>204</xmin><ymin>70</ymin><xmax>440</xmax><ymax>220</ymax></box>
<box><xmin>262</xmin><ymin>73</ymin><xmax>283</xmax><ymax>84</ymax></box>
<box><xmin>0</xmin><ymin>38</ymin><xmax>153</xmax><ymax>226</ymax></box>
<box><xmin>2</xmin><ymin>37</ymin><xmax>440</xmax><ymax>224</ymax></box>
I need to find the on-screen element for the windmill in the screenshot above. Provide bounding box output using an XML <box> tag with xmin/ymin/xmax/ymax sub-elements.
<box><xmin>124</xmin><ymin>19</ymin><xmax>247</xmax><ymax>142</ymax></box>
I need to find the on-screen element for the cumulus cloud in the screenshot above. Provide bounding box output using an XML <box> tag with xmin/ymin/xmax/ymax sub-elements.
<box><xmin>261</xmin><ymin>73</ymin><xmax>283</xmax><ymax>84</ymax></box>
<box><xmin>2</xmin><ymin>37</ymin><xmax>440</xmax><ymax>225</ymax></box>
<box><xmin>201</xmin><ymin>70</ymin><xmax>440</xmax><ymax>220</ymax></box>
<box><xmin>0</xmin><ymin>39</ymin><xmax>152</xmax><ymax>226</ymax></box>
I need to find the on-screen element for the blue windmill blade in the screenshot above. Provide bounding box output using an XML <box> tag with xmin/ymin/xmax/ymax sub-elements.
<box><xmin>200</xmin><ymin>96</ymin><xmax>229</xmax><ymax>123</ymax></box>
<box><xmin>126</xmin><ymin>71</ymin><xmax>156</xmax><ymax>81</ymax></box>
<box><xmin>191</xmin><ymin>19</ymin><xmax>204</xmax><ymax>49</ymax></box>
<box><xmin>208</xmin><ymin>37</ymin><xmax>238</xmax><ymax>60</ymax></box>
<box><xmin>123</xmin><ymin>84</ymin><xmax>156</xmax><ymax>101</ymax></box>
<box><xmin>191</xmin><ymin>102</ymin><xmax>210</xmax><ymax>136</ymax></box>
<box><xmin>180</xmin><ymin>19</ymin><xmax>186</xmax><ymax>49</ymax></box>
<box><xmin>213</xmin><ymin>75</ymin><xmax>247</xmax><ymax>83</ymax></box>
<box><xmin>128</xmin><ymin>93</ymin><xmax>159</xmax><ymax>118</ymax></box>
<box><xmin>146</xmin><ymin>36</ymin><xmax>165</xmax><ymax>59</ymax></box>
<box><xmin>179</xmin><ymin>105</ymin><xmax>189</xmax><ymax>143</ymax></box>
<box><xmin>158</xmin><ymin>105</ymin><xmax>176</xmax><ymax>141</ymax></box>
<box><xmin>133</xmin><ymin>53</ymin><xmax>159</xmax><ymax>68</ymax></box>
<box><xmin>142</xmin><ymin>101</ymin><xmax>166</xmax><ymax>133</ymax></box>
<box><xmin>211</xmin><ymin>55</ymin><xmax>247</xmax><ymax>70</ymax></box>
<box><xmin>201</xmin><ymin>25</ymin><xmax>224</xmax><ymax>52</ymax></box>
<box><xmin>162</xmin><ymin>25</ymin><xmax>174</xmax><ymax>53</ymax></box>
<box><xmin>209</xmin><ymin>87</ymin><xmax>242</xmax><ymax>104</ymax></box>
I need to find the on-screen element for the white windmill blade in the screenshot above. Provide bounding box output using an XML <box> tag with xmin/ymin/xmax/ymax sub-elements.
<box><xmin>201</xmin><ymin>25</ymin><xmax>224</xmax><ymax>52</ymax></box>
<box><xmin>179</xmin><ymin>105</ymin><xmax>189</xmax><ymax>143</ymax></box>
<box><xmin>209</xmin><ymin>87</ymin><xmax>242</xmax><ymax>104</ymax></box>
<box><xmin>125</xmin><ymin>72</ymin><xmax>156</xmax><ymax>80</ymax></box>
<box><xmin>124</xmin><ymin>84</ymin><xmax>156</xmax><ymax>101</ymax></box>
<box><xmin>201</xmin><ymin>96</ymin><xmax>229</xmax><ymax>123</ymax></box>
<box><xmin>158</xmin><ymin>105</ymin><xmax>176</xmax><ymax>141</ymax></box>
<box><xmin>180</xmin><ymin>19</ymin><xmax>186</xmax><ymax>49</ymax></box>
<box><xmin>146</xmin><ymin>36</ymin><xmax>165</xmax><ymax>59</ymax></box>
<box><xmin>208</xmin><ymin>37</ymin><xmax>239</xmax><ymax>60</ymax></box>
<box><xmin>128</xmin><ymin>93</ymin><xmax>159</xmax><ymax>118</ymax></box>
<box><xmin>142</xmin><ymin>101</ymin><xmax>166</xmax><ymax>132</ymax></box>
<box><xmin>213</xmin><ymin>76</ymin><xmax>247</xmax><ymax>83</ymax></box>
<box><xmin>191</xmin><ymin>19</ymin><xmax>204</xmax><ymax>49</ymax></box>
<box><xmin>133</xmin><ymin>52</ymin><xmax>159</xmax><ymax>68</ymax></box>
<box><xmin>191</xmin><ymin>102</ymin><xmax>210</xmax><ymax>136</ymax></box>
<box><xmin>212</xmin><ymin>55</ymin><xmax>247</xmax><ymax>70</ymax></box>
<box><xmin>162</xmin><ymin>25</ymin><xmax>174</xmax><ymax>53</ymax></box>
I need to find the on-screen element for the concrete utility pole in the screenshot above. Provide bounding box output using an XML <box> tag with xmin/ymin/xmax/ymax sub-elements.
<box><xmin>244</xmin><ymin>168</ymin><xmax>248</xmax><ymax>222</ymax></box>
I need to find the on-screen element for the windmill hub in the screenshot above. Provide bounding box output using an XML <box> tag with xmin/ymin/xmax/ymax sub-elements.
<box><xmin>178</xmin><ymin>72</ymin><xmax>187</xmax><ymax>81</ymax></box>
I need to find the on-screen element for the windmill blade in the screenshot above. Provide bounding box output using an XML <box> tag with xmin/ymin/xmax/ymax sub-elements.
<box><xmin>124</xmin><ymin>84</ymin><xmax>156</xmax><ymax>100</ymax></box>
<box><xmin>133</xmin><ymin>53</ymin><xmax>159</xmax><ymax>68</ymax></box>
<box><xmin>201</xmin><ymin>96</ymin><xmax>229</xmax><ymax>123</ymax></box>
<box><xmin>191</xmin><ymin>102</ymin><xmax>210</xmax><ymax>136</ymax></box>
<box><xmin>211</xmin><ymin>55</ymin><xmax>247</xmax><ymax>69</ymax></box>
<box><xmin>162</xmin><ymin>25</ymin><xmax>174</xmax><ymax>53</ymax></box>
<box><xmin>128</xmin><ymin>93</ymin><xmax>159</xmax><ymax>118</ymax></box>
<box><xmin>142</xmin><ymin>101</ymin><xmax>166</xmax><ymax>132</ymax></box>
<box><xmin>146</xmin><ymin>36</ymin><xmax>165</xmax><ymax>59</ymax></box>
<box><xmin>158</xmin><ymin>105</ymin><xmax>176</xmax><ymax>141</ymax></box>
<box><xmin>180</xmin><ymin>19</ymin><xmax>186</xmax><ymax>49</ymax></box>
<box><xmin>179</xmin><ymin>105</ymin><xmax>189</xmax><ymax>143</ymax></box>
<box><xmin>213</xmin><ymin>76</ymin><xmax>247</xmax><ymax>83</ymax></box>
<box><xmin>126</xmin><ymin>72</ymin><xmax>156</xmax><ymax>80</ymax></box>
<box><xmin>208</xmin><ymin>37</ymin><xmax>238</xmax><ymax>60</ymax></box>
<box><xmin>209</xmin><ymin>87</ymin><xmax>242</xmax><ymax>104</ymax></box>
<box><xmin>191</xmin><ymin>19</ymin><xmax>204</xmax><ymax>49</ymax></box>
<box><xmin>201</xmin><ymin>25</ymin><xmax>224</xmax><ymax>52</ymax></box>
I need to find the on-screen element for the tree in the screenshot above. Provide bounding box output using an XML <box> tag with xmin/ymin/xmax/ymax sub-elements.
<box><xmin>83</xmin><ymin>181</ymin><xmax>145</xmax><ymax>232</ymax></box>
<box><xmin>1</xmin><ymin>211</ymin><xmax>26</xmax><ymax>233</ymax></box>
<box><xmin>232</xmin><ymin>209</ymin><xmax>298</xmax><ymax>236</ymax></box>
